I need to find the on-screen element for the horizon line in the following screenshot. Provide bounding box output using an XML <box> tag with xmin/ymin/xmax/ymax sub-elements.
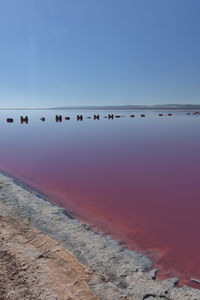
<box><xmin>0</xmin><ymin>104</ymin><xmax>200</xmax><ymax>110</ymax></box>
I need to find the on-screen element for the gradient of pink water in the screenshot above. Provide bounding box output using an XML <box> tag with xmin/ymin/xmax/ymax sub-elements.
<box><xmin>0</xmin><ymin>110</ymin><xmax>200</xmax><ymax>287</ymax></box>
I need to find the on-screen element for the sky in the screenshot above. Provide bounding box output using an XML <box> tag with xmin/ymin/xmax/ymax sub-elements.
<box><xmin>0</xmin><ymin>0</ymin><xmax>200</xmax><ymax>108</ymax></box>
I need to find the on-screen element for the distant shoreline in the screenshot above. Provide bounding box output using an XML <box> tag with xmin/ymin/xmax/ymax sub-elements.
<box><xmin>0</xmin><ymin>104</ymin><xmax>200</xmax><ymax>111</ymax></box>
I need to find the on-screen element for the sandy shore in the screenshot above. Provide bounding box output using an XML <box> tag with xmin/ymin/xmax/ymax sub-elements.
<box><xmin>0</xmin><ymin>172</ymin><xmax>200</xmax><ymax>299</ymax></box>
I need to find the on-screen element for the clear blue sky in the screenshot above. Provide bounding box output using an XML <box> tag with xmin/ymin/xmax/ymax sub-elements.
<box><xmin>0</xmin><ymin>0</ymin><xmax>200</xmax><ymax>108</ymax></box>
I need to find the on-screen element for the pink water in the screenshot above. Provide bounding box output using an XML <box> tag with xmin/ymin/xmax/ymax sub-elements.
<box><xmin>0</xmin><ymin>110</ymin><xmax>200</xmax><ymax>287</ymax></box>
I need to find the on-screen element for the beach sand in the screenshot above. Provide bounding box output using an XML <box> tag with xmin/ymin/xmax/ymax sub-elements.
<box><xmin>0</xmin><ymin>172</ymin><xmax>200</xmax><ymax>300</ymax></box>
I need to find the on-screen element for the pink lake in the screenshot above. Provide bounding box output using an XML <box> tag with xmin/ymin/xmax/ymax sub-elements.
<box><xmin>0</xmin><ymin>109</ymin><xmax>200</xmax><ymax>287</ymax></box>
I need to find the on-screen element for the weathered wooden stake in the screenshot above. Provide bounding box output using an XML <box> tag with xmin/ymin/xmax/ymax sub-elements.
<box><xmin>20</xmin><ymin>116</ymin><xmax>28</xmax><ymax>124</ymax></box>
<box><xmin>94</xmin><ymin>114</ymin><xmax>100</xmax><ymax>120</ymax></box>
<box><xmin>56</xmin><ymin>115</ymin><xmax>62</xmax><ymax>122</ymax></box>
<box><xmin>108</xmin><ymin>114</ymin><xmax>114</xmax><ymax>119</ymax></box>
<box><xmin>77</xmin><ymin>115</ymin><xmax>83</xmax><ymax>121</ymax></box>
<box><xmin>7</xmin><ymin>118</ymin><xmax>14</xmax><ymax>123</ymax></box>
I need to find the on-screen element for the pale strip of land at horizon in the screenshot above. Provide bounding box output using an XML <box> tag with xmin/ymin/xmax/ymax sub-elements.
<box><xmin>0</xmin><ymin>172</ymin><xmax>200</xmax><ymax>300</ymax></box>
<box><xmin>1</xmin><ymin>104</ymin><xmax>200</xmax><ymax>110</ymax></box>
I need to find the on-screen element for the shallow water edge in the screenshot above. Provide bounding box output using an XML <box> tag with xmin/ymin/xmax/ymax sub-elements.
<box><xmin>0</xmin><ymin>170</ymin><xmax>200</xmax><ymax>299</ymax></box>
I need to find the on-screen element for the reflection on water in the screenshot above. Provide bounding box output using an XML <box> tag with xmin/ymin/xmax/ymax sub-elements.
<box><xmin>0</xmin><ymin>110</ymin><xmax>200</xmax><ymax>287</ymax></box>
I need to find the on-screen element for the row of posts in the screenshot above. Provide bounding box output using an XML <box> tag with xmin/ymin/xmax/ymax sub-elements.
<box><xmin>6</xmin><ymin>111</ymin><xmax>200</xmax><ymax>124</ymax></box>
<box><xmin>3</xmin><ymin>113</ymin><xmax>177</xmax><ymax>124</ymax></box>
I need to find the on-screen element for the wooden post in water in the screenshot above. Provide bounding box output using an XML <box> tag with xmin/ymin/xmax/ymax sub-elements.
<box><xmin>56</xmin><ymin>115</ymin><xmax>62</xmax><ymax>122</ymax></box>
<box><xmin>40</xmin><ymin>117</ymin><xmax>45</xmax><ymax>122</ymax></box>
<box><xmin>94</xmin><ymin>114</ymin><xmax>100</xmax><ymax>120</ymax></box>
<box><xmin>130</xmin><ymin>114</ymin><xmax>135</xmax><ymax>118</ymax></box>
<box><xmin>20</xmin><ymin>116</ymin><xmax>28</xmax><ymax>124</ymax></box>
<box><xmin>108</xmin><ymin>114</ymin><xmax>114</xmax><ymax>119</ymax></box>
<box><xmin>77</xmin><ymin>115</ymin><xmax>83</xmax><ymax>121</ymax></box>
<box><xmin>7</xmin><ymin>118</ymin><xmax>14</xmax><ymax>123</ymax></box>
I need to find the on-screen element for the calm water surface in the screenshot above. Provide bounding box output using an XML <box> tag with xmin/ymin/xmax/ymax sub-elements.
<box><xmin>0</xmin><ymin>110</ymin><xmax>200</xmax><ymax>286</ymax></box>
